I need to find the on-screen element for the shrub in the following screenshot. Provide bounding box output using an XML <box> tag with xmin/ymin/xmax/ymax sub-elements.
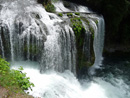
<box><xmin>0</xmin><ymin>56</ymin><xmax>34</xmax><ymax>92</ymax></box>
<box><xmin>11</xmin><ymin>67</ymin><xmax>34</xmax><ymax>91</ymax></box>
<box><xmin>0</xmin><ymin>57</ymin><xmax>10</xmax><ymax>75</ymax></box>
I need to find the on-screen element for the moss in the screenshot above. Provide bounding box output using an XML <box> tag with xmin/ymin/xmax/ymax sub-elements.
<box><xmin>71</xmin><ymin>17</ymin><xmax>96</xmax><ymax>74</ymax></box>
<box><xmin>95</xmin><ymin>20</ymin><xmax>98</xmax><ymax>25</ymax></box>
<box><xmin>70</xmin><ymin>17</ymin><xmax>91</xmax><ymax>72</ymax></box>
<box><xmin>70</xmin><ymin>17</ymin><xmax>85</xmax><ymax>36</ymax></box>
<box><xmin>75</xmin><ymin>12</ymin><xmax>80</xmax><ymax>15</ymax></box>
<box><xmin>63</xmin><ymin>1</ymin><xmax>71</xmax><ymax>8</ymax></box>
<box><xmin>67</xmin><ymin>13</ymin><xmax>73</xmax><ymax>17</ymax></box>
<box><xmin>90</xmin><ymin>26</ymin><xmax>94</xmax><ymax>39</ymax></box>
<box><xmin>58</xmin><ymin>13</ymin><xmax>63</xmax><ymax>17</ymax></box>
<box><xmin>44</xmin><ymin>2</ymin><xmax>55</xmax><ymax>13</ymax></box>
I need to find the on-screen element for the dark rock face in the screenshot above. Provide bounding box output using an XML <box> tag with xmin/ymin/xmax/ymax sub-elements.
<box><xmin>65</xmin><ymin>0</ymin><xmax>130</xmax><ymax>53</ymax></box>
<box><xmin>37</xmin><ymin>0</ymin><xmax>44</xmax><ymax>3</ymax></box>
<box><xmin>37</xmin><ymin>0</ymin><xmax>50</xmax><ymax>4</ymax></box>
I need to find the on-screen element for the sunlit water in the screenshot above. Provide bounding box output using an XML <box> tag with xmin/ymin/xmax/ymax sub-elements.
<box><xmin>11</xmin><ymin>60</ymin><xmax>130</xmax><ymax>98</ymax></box>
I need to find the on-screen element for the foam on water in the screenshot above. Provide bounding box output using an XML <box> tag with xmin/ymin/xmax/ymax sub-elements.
<box><xmin>11</xmin><ymin>61</ymin><xmax>130</xmax><ymax>98</ymax></box>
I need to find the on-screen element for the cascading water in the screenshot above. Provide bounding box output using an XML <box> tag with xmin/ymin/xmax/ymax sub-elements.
<box><xmin>0</xmin><ymin>0</ymin><xmax>130</xmax><ymax>98</ymax></box>
<box><xmin>93</xmin><ymin>17</ymin><xmax>105</xmax><ymax>67</ymax></box>
<box><xmin>0</xmin><ymin>0</ymin><xmax>76</xmax><ymax>73</ymax></box>
<box><xmin>88</xmin><ymin>15</ymin><xmax>105</xmax><ymax>74</ymax></box>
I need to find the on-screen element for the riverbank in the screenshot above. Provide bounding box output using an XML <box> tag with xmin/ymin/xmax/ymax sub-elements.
<box><xmin>0</xmin><ymin>86</ymin><xmax>33</xmax><ymax>98</ymax></box>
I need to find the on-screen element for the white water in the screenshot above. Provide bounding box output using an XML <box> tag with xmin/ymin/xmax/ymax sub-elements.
<box><xmin>11</xmin><ymin>61</ymin><xmax>130</xmax><ymax>98</ymax></box>
<box><xmin>2</xmin><ymin>0</ymin><xmax>128</xmax><ymax>98</ymax></box>
<box><xmin>87</xmin><ymin>16</ymin><xmax>105</xmax><ymax>74</ymax></box>
<box><xmin>0</xmin><ymin>0</ymin><xmax>76</xmax><ymax>73</ymax></box>
<box><xmin>53</xmin><ymin>0</ymin><xmax>90</xmax><ymax>12</ymax></box>
<box><xmin>0</xmin><ymin>0</ymin><xmax>104</xmax><ymax>73</ymax></box>
<box><xmin>53</xmin><ymin>0</ymin><xmax>105</xmax><ymax>71</ymax></box>
<box><xmin>93</xmin><ymin>17</ymin><xmax>105</xmax><ymax>67</ymax></box>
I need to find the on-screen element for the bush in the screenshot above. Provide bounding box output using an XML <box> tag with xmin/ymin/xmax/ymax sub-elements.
<box><xmin>11</xmin><ymin>67</ymin><xmax>34</xmax><ymax>91</ymax></box>
<box><xmin>0</xmin><ymin>56</ymin><xmax>34</xmax><ymax>92</ymax></box>
<box><xmin>0</xmin><ymin>57</ymin><xmax>10</xmax><ymax>75</ymax></box>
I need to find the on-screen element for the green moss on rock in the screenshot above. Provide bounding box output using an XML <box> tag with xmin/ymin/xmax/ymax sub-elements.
<box><xmin>67</xmin><ymin>13</ymin><xmax>73</xmax><ymax>17</ymax></box>
<box><xmin>75</xmin><ymin>12</ymin><xmax>80</xmax><ymax>15</ymax></box>
<box><xmin>44</xmin><ymin>2</ymin><xmax>55</xmax><ymax>12</ymax></box>
<box><xmin>81</xmin><ymin>17</ymin><xmax>95</xmax><ymax>39</ymax></box>
<box><xmin>58</xmin><ymin>13</ymin><xmax>63</xmax><ymax>17</ymax></box>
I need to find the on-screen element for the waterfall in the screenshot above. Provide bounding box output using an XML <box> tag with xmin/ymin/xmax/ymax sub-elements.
<box><xmin>0</xmin><ymin>0</ymin><xmax>105</xmax><ymax>74</ymax></box>
<box><xmin>81</xmin><ymin>21</ymin><xmax>91</xmax><ymax>62</ymax></box>
<box><xmin>93</xmin><ymin>17</ymin><xmax>105</xmax><ymax>67</ymax></box>
<box><xmin>0</xmin><ymin>0</ymin><xmax>46</xmax><ymax>61</ymax></box>
<box><xmin>88</xmin><ymin>16</ymin><xmax>105</xmax><ymax>74</ymax></box>
<box><xmin>0</xmin><ymin>0</ymin><xmax>77</xmax><ymax>74</ymax></box>
<box><xmin>1</xmin><ymin>0</ymin><xmax>130</xmax><ymax>98</ymax></box>
<box><xmin>41</xmin><ymin>24</ymin><xmax>76</xmax><ymax>74</ymax></box>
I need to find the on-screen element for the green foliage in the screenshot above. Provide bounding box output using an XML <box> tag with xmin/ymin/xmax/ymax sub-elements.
<box><xmin>90</xmin><ymin>27</ymin><xmax>94</xmax><ymax>39</ymax></box>
<box><xmin>70</xmin><ymin>17</ymin><xmax>84</xmax><ymax>36</ymax></box>
<box><xmin>71</xmin><ymin>17</ymin><xmax>85</xmax><ymax>35</ymax></box>
<box><xmin>11</xmin><ymin>67</ymin><xmax>34</xmax><ymax>91</ymax></box>
<box><xmin>0</xmin><ymin>56</ymin><xmax>34</xmax><ymax>92</ymax></box>
<box><xmin>67</xmin><ymin>13</ymin><xmax>73</xmax><ymax>17</ymax></box>
<box><xmin>58</xmin><ymin>13</ymin><xmax>63</xmax><ymax>17</ymax></box>
<box><xmin>45</xmin><ymin>2</ymin><xmax>55</xmax><ymax>12</ymax></box>
<box><xmin>95</xmin><ymin>20</ymin><xmax>98</xmax><ymax>25</ymax></box>
<box><xmin>75</xmin><ymin>12</ymin><xmax>80</xmax><ymax>15</ymax></box>
<box><xmin>0</xmin><ymin>57</ymin><xmax>10</xmax><ymax>75</ymax></box>
<box><xmin>70</xmin><ymin>17</ymin><xmax>94</xmax><ymax>71</ymax></box>
<box><xmin>70</xmin><ymin>17</ymin><xmax>86</xmax><ymax>49</ymax></box>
